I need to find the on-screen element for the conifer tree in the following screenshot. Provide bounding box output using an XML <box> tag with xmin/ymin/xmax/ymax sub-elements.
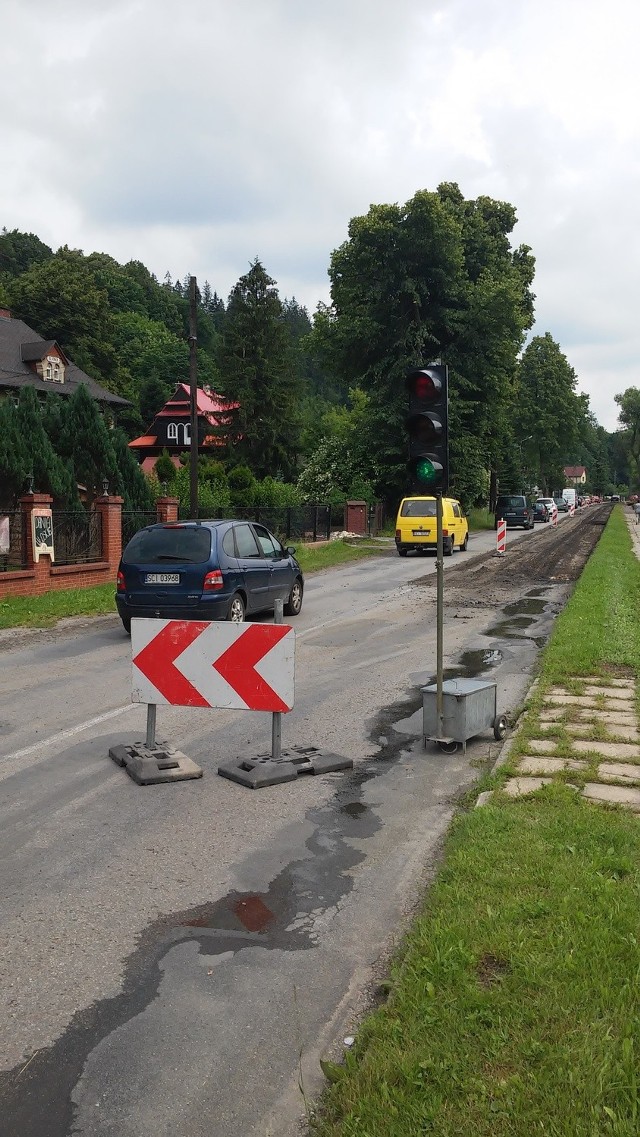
<box><xmin>56</xmin><ymin>384</ymin><xmax>120</xmax><ymax>505</ymax></box>
<box><xmin>217</xmin><ymin>259</ymin><xmax>303</xmax><ymax>480</ymax></box>
<box><xmin>15</xmin><ymin>387</ymin><xmax>79</xmax><ymax>506</ymax></box>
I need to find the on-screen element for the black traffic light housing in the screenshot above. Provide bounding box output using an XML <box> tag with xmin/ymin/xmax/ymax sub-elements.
<box><xmin>406</xmin><ymin>363</ymin><xmax>449</xmax><ymax>493</ymax></box>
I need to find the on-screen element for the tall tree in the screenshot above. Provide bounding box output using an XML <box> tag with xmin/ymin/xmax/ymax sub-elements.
<box><xmin>0</xmin><ymin>228</ymin><xmax>53</xmax><ymax>279</ymax></box>
<box><xmin>217</xmin><ymin>260</ymin><xmax>303</xmax><ymax>480</ymax></box>
<box><xmin>7</xmin><ymin>247</ymin><xmax>115</xmax><ymax>382</ymax></box>
<box><xmin>0</xmin><ymin>400</ymin><xmax>32</xmax><ymax>508</ymax></box>
<box><xmin>614</xmin><ymin>387</ymin><xmax>640</xmax><ymax>488</ymax></box>
<box><xmin>512</xmin><ymin>333</ymin><xmax>587</xmax><ymax>493</ymax></box>
<box><xmin>311</xmin><ymin>184</ymin><xmax>535</xmax><ymax>505</ymax></box>
<box><xmin>54</xmin><ymin>384</ymin><xmax>120</xmax><ymax>506</ymax></box>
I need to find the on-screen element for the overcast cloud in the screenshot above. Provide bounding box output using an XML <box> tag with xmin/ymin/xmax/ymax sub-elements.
<box><xmin>2</xmin><ymin>0</ymin><xmax>639</xmax><ymax>429</ymax></box>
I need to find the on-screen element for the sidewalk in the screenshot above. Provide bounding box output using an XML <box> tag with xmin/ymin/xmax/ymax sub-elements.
<box><xmin>479</xmin><ymin>507</ymin><xmax>640</xmax><ymax>814</ymax></box>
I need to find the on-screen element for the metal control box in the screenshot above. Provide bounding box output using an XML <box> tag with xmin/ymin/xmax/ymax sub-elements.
<box><xmin>422</xmin><ymin>678</ymin><xmax>500</xmax><ymax>753</ymax></box>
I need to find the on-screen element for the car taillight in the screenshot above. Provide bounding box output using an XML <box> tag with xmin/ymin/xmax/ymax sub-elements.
<box><xmin>117</xmin><ymin>570</ymin><xmax>125</xmax><ymax>592</ymax></box>
<box><xmin>396</xmin><ymin>529</ymin><xmax>401</xmax><ymax>539</ymax></box>
<box><xmin>442</xmin><ymin>529</ymin><xmax>449</xmax><ymax>536</ymax></box>
<box><xmin>203</xmin><ymin>569</ymin><xmax>224</xmax><ymax>591</ymax></box>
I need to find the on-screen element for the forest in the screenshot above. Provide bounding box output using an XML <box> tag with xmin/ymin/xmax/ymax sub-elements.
<box><xmin>0</xmin><ymin>183</ymin><xmax>633</xmax><ymax>515</ymax></box>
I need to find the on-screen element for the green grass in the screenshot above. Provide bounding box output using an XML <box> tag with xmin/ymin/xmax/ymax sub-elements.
<box><xmin>0</xmin><ymin>581</ymin><xmax>116</xmax><ymax>629</ymax></box>
<box><xmin>311</xmin><ymin>505</ymin><xmax>640</xmax><ymax>1137</ymax></box>
<box><xmin>467</xmin><ymin>506</ymin><xmax>496</xmax><ymax>531</ymax></box>
<box><xmin>539</xmin><ymin>506</ymin><xmax>640</xmax><ymax>682</ymax></box>
<box><xmin>0</xmin><ymin>540</ymin><xmax>385</xmax><ymax>630</ymax></box>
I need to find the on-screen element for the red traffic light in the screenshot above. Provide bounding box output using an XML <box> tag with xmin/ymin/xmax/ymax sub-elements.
<box><xmin>406</xmin><ymin>368</ymin><xmax>442</xmax><ymax>402</ymax></box>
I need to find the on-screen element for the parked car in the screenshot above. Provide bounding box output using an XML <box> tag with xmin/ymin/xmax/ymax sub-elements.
<box><xmin>395</xmin><ymin>496</ymin><xmax>469</xmax><ymax>556</ymax></box>
<box><xmin>553</xmin><ymin>496</ymin><xmax>569</xmax><ymax>513</ymax></box>
<box><xmin>115</xmin><ymin>519</ymin><xmax>304</xmax><ymax>634</ymax></box>
<box><xmin>533</xmin><ymin>501</ymin><xmax>551</xmax><ymax>523</ymax></box>
<box><xmin>494</xmin><ymin>494</ymin><xmax>534</xmax><ymax>530</ymax></box>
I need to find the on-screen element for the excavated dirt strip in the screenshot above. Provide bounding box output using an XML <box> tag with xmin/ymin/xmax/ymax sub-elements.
<box><xmin>418</xmin><ymin>503</ymin><xmax>613</xmax><ymax>610</ymax></box>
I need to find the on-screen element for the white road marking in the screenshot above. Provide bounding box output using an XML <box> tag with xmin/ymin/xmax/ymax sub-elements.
<box><xmin>0</xmin><ymin>703</ymin><xmax>136</xmax><ymax>782</ymax></box>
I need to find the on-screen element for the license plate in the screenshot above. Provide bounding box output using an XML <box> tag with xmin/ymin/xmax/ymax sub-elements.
<box><xmin>412</xmin><ymin>529</ymin><xmax>431</xmax><ymax>536</ymax></box>
<box><xmin>145</xmin><ymin>573</ymin><xmax>180</xmax><ymax>584</ymax></box>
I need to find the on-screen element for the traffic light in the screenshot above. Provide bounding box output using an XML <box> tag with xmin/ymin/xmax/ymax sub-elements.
<box><xmin>406</xmin><ymin>363</ymin><xmax>449</xmax><ymax>493</ymax></box>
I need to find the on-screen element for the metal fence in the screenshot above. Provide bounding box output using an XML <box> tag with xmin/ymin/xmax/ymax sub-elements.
<box><xmin>121</xmin><ymin>510</ymin><xmax>158</xmax><ymax>549</ymax></box>
<box><xmin>52</xmin><ymin>511</ymin><xmax>103</xmax><ymax>566</ymax></box>
<box><xmin>0</xmin><ymin>511</ymin><xmax>28</xmax><ymax>572</ymax></box>
<box><xmin>177</xmin><ymin>503</ymin><xmax>334</xmax><ymax>542</ymax></box>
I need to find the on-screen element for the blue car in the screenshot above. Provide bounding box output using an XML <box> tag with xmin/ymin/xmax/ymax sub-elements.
<box><xmin>115</xmin><ymin>519</ymin><xmax>304</xmax><ymax>634</ymax></box>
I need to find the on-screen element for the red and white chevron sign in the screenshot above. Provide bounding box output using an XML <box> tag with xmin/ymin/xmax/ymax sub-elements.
<box><xmin>131</xmin><ymin>619</ymin><xmax>295</xmax><ymax>712</ymax></box>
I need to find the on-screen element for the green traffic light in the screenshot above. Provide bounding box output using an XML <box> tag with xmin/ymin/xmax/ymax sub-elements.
<box><xmin>416</xmin><ymin>457</ymin><xmax>438</xmax><ymax>485</ymax></box>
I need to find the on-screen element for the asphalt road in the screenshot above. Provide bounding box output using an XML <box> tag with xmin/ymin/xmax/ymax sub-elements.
<box><xmin>0</xmin><ymin>518</ymin><xmax>571</xmax><ymax>1137</ymax></box>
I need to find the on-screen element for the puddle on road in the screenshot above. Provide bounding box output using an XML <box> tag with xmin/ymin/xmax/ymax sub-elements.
<box><xmin>487</xmin><ymin>615</ymin><xmax>535</xmax><ymax>638</ymax></box>
<box><xmin>341</xmin><ymin>801</ymin><xmax>369</xmax><ymax>819</ymax></box>
<box><xmin>503</xmin><ymin>598</ymin><xmax>547</xmax><ymax>616</ymax></box>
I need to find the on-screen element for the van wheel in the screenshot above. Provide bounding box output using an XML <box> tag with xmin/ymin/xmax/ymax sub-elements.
<box><xmin>397</xmin><ymin>546</ymin><xmax>408</xmax><ymax>557</ymax></box>
<box><xmin>444</xmin><ymin>537</ymin><xmax>454</xmax><ymax>556</ymax></box>
<box><xmin>121</xmin><ymin>615</ymin><xmax>131</xmax><ymax>635</ymax></box>
<box><xmin>460</xmin><ymin>533</ymin><xmax>468</xmax><ymax>551</ymax></box>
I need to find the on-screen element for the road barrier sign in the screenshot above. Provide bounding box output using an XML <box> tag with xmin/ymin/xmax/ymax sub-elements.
<box><xmin>131</xmin><ymin>619</ymin><xmax>295</xmax><ymax>712</ymax></box>
<box><xmin>569</xmin><ymin>503</ymin><xmax>575</xmax><ymax>517</ymax></box>
<box><xmin>496</xmin><ymin>518</ymin><xmax>507</xmax><ymax>555</ymax></box>
<box><xmin>110</xmin><ymin>615</ymin><xmax>351</xmax><ymax>790</ymax></box>
<box><xmin>552</xmin><ymin>505</ymin><xmax>558</xmax><ymax>527</ymax></box>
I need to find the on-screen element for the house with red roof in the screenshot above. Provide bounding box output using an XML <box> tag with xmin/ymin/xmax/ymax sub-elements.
<box><xmin>563</xmin><ymin>465</ymin><xmax>587</xmax><ymax>485</ymax></box>
<box><xmin>128</xmin><ymin>382</ymin><xmax>237</xmax><ymax>474</ymax></box>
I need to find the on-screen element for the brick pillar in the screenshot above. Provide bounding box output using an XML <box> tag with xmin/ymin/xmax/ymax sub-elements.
<box><xmin>344</xmin><ymin>500</ymin><xmax>367</xmax><ymax>535</ymax></box>
<box><xmin>156</xmin><ymin>496</ymin><xmax>179</xmax><ymax>523</ymax></box>
<box><xmin>19</xmin><ymin>493</ymin><xmax>54</xmax><ymax>590</ymax></box>
<box><xmin>94</xmin><ymin>495</ymin><xmax>124</xmax><ymax>571</ymax></box>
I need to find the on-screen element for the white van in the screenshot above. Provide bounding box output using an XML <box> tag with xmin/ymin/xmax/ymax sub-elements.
<box><xmin>562</xmin><ymin>488</ymin><xmax>577</xmax><ymax>509</ymax></box>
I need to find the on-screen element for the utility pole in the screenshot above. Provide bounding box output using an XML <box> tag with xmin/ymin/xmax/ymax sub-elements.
<box><xmin>189</xmin><ymin>276</ymin><xmax>198</xmax><ymax>520</ymax></box>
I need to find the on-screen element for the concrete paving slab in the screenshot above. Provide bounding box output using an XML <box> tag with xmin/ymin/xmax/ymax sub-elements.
<box><xmin>565</xmin><ymin>723</ymin><xmax>640</xmax><ymax>741</ymax></box>
<box><xmin>517</xmin><ymin>757</ymin><xmax>587</xmax><ymax>775</ymax></box>
<box><xmin>475</xmin><ymin>790</ymin><xmax>494</xmax><ymax>808</ymax></box>
<box><xmin>570</xmin><ymin>740</ymin><xmax>640</xmax><ymax>761</ymax></box>
<box><xmin>539</xmin><ymin>709</ymin><xmax>568</xmax><ymax>723</ymax></box>
<box><xmin>584</xmin><ymin>686</ymin><xmax>635</xmax><ymax>702</ymax></box>
<box><xmin>597</xmin><ymin>762</ymin><xmax>640</xmax><ymax>784</ymax></box>
<box><xmin>503</xmin><ymin>777</ymin><xmax>554</xmax><ymax>797</ymax></box>
<box><xmin>527</xmin><ymin>739</ymin><xmax>560</xmax><ymax>754</ymax></box>
<box><xmin>577</xmin><ymin>710</ymin><xmax>638</xmax><ymax>727</ymax></box>
<box><xmin>546</xmin><ymin>694</ymin><xmax>599</xmax><ymax>707</ymax></box>
<box><xmin>582</xmin><ymin>783</ymin><xmax>640</xmax><ymax>810</ymax></box>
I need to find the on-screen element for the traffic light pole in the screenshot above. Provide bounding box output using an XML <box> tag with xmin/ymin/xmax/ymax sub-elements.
<box><xmin>436</xmin><ymin>492</ymin><xmax>444</xmax><ymax>738</ymax></box>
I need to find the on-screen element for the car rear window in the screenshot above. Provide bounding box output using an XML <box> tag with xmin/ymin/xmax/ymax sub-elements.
<box><xmin>401</xmin><ymin>500</ymin><xmax>437</xmax><ymax>517</ymax></box>
<box><xmin>123</xmin><ymin>526</ymin><xmax>212</xmax><ymax>565</ymax></box>
<box><xmin>497</xmin><ymin>496</ymin><xmax>525</xmax><ymax>509</ymax></box>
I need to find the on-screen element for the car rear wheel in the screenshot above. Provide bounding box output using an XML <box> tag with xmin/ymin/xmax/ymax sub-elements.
<box><xmin>397</xmin><ymin>546</ymin><xmax>408</xmax><ymax>557</ymax></box>
<box><xmin>444</xmin><ymin>536</ymin><xmax>454</xmax><ymax>556</ymax></box>
<box><xmin>283</xmin><ymin>578</ymin><xmax>303</xmax><ymax>616</ymax></box>
<box><xmin>226</xmin><ymin>594</ymin><xmax>245</xmax><ymax>623</ymax></box>
<box><xmin>121</xmin><ymin>615</ymin><xmax>131</xmax><ymax>635</ymax></box>
<box><xmin>460</xmin><ymin>532</ymin><xmax>468</xmax><ymax>551</ymax></box>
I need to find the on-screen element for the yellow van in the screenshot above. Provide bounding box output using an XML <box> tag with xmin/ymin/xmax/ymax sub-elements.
<box><xmin>395</xmin><ymin>496</ymin><xmax>469</xmax><ymax>557</ymax></box>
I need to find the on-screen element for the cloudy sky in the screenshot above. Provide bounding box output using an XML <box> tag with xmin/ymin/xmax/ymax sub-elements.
<box><xmin>2</xmin><ymin>0</ymin><xmax>638</xmax><ymax>429</ymax></box>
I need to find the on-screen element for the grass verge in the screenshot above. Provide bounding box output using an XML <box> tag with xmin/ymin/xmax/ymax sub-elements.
<box><xmin>311</xmin><ymin>506</ymin><xmax>640</xmax><ymax>1137</ymax></box>
<box><xmin>0</xmin><ymin>540</ymin><xmax>386</xmax><ymax>630</ymax></box>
